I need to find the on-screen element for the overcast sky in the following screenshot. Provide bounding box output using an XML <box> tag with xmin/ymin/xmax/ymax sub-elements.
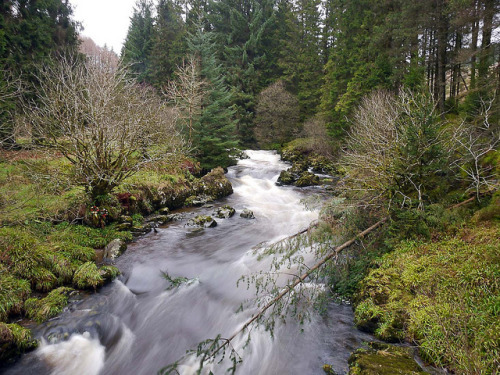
<box><xmin>69</xmin><ymin>0</ymin><xmax>138</xmax><ymax>54</ymax></box>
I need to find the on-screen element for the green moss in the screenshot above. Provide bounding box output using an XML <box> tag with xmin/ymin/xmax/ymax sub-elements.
<box><xmin>354</xmin><ymin>222</ymin><xmax>500</xmax><ymax>373</ymax></box>
<box><xmin>100</xmin><ymin>265</ymin><xmax>120</xmax><ymax>281</ymax></box>
<box><xmin>0</xmin><ymin>322</ymin><xmax>38</xmax><ymax>362</ymax></box>
<box><xmin>0</xmin><ymin>269</ymin><xmax>31</xmax><ymax>321</ymax></box>
<box><xmin>24</xmin><ymin>287</ymin><xmax>74</xmax><ymax>323</ymax></box>
<box><xmin>72</xmin><ymin>262</ymin><xmax>104</xmax><ymax>290</ymax></box>
<box><xmin>348</xmin><ymin>342</ymin><xmax>424</xmax><ymax>374</ymax></box>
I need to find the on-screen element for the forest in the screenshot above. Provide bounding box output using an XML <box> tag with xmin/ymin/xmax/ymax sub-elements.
<box><xmin>0</xmin><ymin>0</ymin><xmax>499</xmax><ymax>374</ymax></box>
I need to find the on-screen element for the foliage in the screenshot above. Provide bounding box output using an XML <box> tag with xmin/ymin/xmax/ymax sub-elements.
<box><xmin>341</xmin><ymin>90</ymin><xmax>448</xmax><ymax>210</ymax></box>
<box><xmin>24</xmin><ymin>287</ymin><xmax>74</xmax><ymax>323</ymax></box>
<box><xmin>254</xmin><ymin>80</ymin><xmax>300</xmax><ymax>147</ymax></box>
<box><xmin>121</xmin><ymin>0</ymin><xmax>155</xmax><ymax>83</ymax></box>
<box><xmin>72</xmin><ymin>262</ymin><xmax>104</xmax><ymax>290</ymax></box>
<box><xmin>0</xmin><ymin>322</ymin><xmax>37</xmax><ymax>361</ymax></box>
<box><xmin>0</xmin><ymin>267</ymin><xmax>31</xmax><ymax>321</ymax></box>
<box><xmin>353</xmin><ymin>220</ymin><xmax>500</xmax><ymax>373</ymax></box>
<box><xmin>187</xmin><ymin>25</ymin><xmax>238</xmax><ymax>170</ymax></box>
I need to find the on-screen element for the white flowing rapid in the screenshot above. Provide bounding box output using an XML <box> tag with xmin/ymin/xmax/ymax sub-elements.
<box><xmin>4</xmin><ymin>150</ymin><xmax>371</xmax><ymax>375</ymax></box>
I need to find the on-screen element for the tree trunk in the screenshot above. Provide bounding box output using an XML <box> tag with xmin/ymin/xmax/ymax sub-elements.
<box><xmin>470</xmin><ymin>0</ymin><xmax>479</xmax><ymax>89</ymax></box>
<box><xmin>435</xmin><ymin>0</ymin><xmax>448</xmax><ymax>114</ymax></box>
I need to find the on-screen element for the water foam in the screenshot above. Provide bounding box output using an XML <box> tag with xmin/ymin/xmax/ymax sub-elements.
<box><xmin>37</xmin><ymin>332</ymin><xmax>105</xmax><ymax>375</ymax></box>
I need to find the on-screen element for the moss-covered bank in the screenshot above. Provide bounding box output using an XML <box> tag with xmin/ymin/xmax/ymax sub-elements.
<box><xmin>0</xmin><ymin>150</ymin><xmax>233</xmax><ymax>362</ymax></box>
<box><xmin>353</xmin><ymin>199</ymin><xmax>500</xmax><ymax>374</ymax></box>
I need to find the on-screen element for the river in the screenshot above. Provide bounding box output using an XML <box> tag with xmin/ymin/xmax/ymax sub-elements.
<box><xmin>5</xmin><ymin>150</ymin><xmax>371</xmax><ymax>375</ymax></box>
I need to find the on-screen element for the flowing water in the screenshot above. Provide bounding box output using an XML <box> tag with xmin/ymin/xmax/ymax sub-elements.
<box><xmin>4</xmin><ymin>150</ymin><xmax>371</xmax><ymax>375</ymax></box>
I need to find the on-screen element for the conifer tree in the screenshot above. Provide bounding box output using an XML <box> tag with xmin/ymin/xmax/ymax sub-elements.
<box><xmin>150</xmin><ymin>0</ymin><xmax>186</xmax><ymax>88</ymax></box>
<box><xmin>121</xmin><ymin>0</ymin><xmax>155</xmax><ymax>83</ymax></box>
<box><xmin>187</xmin><ymin>25</ymin><xmax>238</xmax><ymax>170</ymax></box>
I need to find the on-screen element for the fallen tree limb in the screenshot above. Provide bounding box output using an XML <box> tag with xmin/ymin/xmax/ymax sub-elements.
<box><xmin>220</xmin><ymin>217</ymin><xmax>388</xmax><ymax>352</ymax></box>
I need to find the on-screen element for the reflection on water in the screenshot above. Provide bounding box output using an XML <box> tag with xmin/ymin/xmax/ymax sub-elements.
<box><xmin>5</xmin><ymin>150</ymin><xmax>371</xmax><ymax>375</ymax></box>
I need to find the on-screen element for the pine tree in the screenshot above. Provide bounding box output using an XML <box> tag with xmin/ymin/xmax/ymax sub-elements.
<box><xmin>150</xmin><ymin>0</ymin><xmax>186</xmax><ymax>88</ymax></box>
<box><xmin>121</xmin><ymin>0</ymin><xmax>155</xmax><ymax>83</ymax></box>
<box><xmin>187</xmin><ymin>25</ymin><xmax>238</xmax><ymax>170</ymax></box>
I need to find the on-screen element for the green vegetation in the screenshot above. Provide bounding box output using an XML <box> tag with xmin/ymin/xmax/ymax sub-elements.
<box><xmin>24</xmin><ymin>287</ymin><xmax>74</xmax><ymax>323</ymax></box>
<box><xmin>0</xmin><ymin>323</ymin><xmax>37</xmax><ymax>362</ymax></box>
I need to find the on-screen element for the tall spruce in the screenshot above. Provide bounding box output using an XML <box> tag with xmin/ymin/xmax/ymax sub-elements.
<box><xmin>121</xmin><ymin>0</ymin><xmax>155</xmax><ymax>83</ymax></box>
<box><xmin>187</xmin><ymin>25</ymin><xmax>238</xmax><ymax>170</ymax></box>
<box><xmin>150</xmin><ymin>0</ymin><xmax>186</xmax><ymax>88</ymax></box>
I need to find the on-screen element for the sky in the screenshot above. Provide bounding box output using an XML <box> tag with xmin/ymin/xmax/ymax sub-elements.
<box><xmin>69</xmin><ymin>0</ymin><xmax>138</xmax><ymax>54</ymax></box>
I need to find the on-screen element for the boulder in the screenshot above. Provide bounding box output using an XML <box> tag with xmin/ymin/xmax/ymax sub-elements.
<box><xmin>158</xmin><ymin>207</ymin><xmax>170</xmax><ymax>215</ymax></box>
<box><xmin>115</xmin><ymin>222</ymin><xmax>132</xmax><ymax>231</ymax></box>
<box><xmin>131</xmin><ymin>223</ymin><xmax>152</xmax><ymax>236</ymax></box>
<box><xmin>185</xmin><ymin>194</ymin><xmax>215</xmax><ymax>207</ymax></box>
<box><xmin>119</xmin><ymin>215</ymin><xmax>133</xmax><ymax>224</ymax></box>
<box><xmin>187</xmin><ymin>215</ymin><xmax>218</xmax><ymax>228</ymax></box>
<box><xmin>145</xmin><ymin>214</ymin><xmax>171</xmax><ymax>224</ymax></box>
<box><xmin>295</xmin><ymin>171</ymin><xmax>319</xmax><ymax>187</ymax></box>
<box><xmin>277</xmin><ymin>170</ymin><xmax>295</xmax><ymax>185</ymax></box>
<box><xmin>213</xmin><ymin>205</ymin><xmax>236</xmax><ymax>219</ymax></box>
<box><xmin>103</xmin><ymin>239</ymin><xmax>127</xmax><ymax>260</ymax></box>
<box><xmin>348</xmin><ymin>342</ymin><xmax>425</xmax><ymax>375</ymax></box>
<box><xmin>240</xmin><ymin>209</ymin><xmax>255</xmax><ymax>219</ymax></box>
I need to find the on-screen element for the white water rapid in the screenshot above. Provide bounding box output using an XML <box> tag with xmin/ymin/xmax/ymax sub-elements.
<box><xmin>4</xmin><ymin>150</ymin><xmax>371</xmax><ymax>375</ymax></box>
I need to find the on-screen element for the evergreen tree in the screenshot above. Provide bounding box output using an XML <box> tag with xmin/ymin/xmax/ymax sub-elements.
<box><xmin>209</xmin><ymin>0</ymin><xmax>277</xmax><ymax>146</ymax></box>
<box><xmin>187</xmin><ymin>25</ymin><xmax>238</xmax><ymax>170</ymax></box>
<box><xmin>121</xmin><ymin>0</ymin><xmax>155</xmax><ymax>83</ymax></box>
<box><xmin>150</xmin><ymin>0</ymin><xmax>186</xmax><ymax>88</ymax></box>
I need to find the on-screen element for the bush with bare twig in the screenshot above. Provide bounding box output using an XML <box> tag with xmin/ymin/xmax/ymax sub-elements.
<box><xmin>25</xmin><ymin>55</ymin><xmax>185</xmax><ymax>202</ymax></box>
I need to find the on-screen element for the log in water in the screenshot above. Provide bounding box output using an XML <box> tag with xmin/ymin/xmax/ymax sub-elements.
<box><xmin>5</xmin><ymin>150</ymin><xmax>371</xmax><ymax>375</ymax></box>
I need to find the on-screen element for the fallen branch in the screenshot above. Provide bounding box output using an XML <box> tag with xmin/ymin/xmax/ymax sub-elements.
<box><xmin>219</xmin><ymin>217</ymin><xmax>388</xmax><ymax>353</ymax></box>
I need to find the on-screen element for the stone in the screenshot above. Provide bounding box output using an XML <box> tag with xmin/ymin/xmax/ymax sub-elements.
<box><xmin>240</xmin><ymin>209</ymin><xmax>255</xmax><ymax>219</ymax></box>
<box><xmin>115</xmin><ymin>222</ymin><xmax>132</xmax><ymax>231</ymax></box>
<box><xmin>295</xmin><ymin>171</ymin><xmax>320</xmax><ymax>187</ymax></box>
<box><xmin>185</xmin><ymin>194</ymin><xmax>215</xmax><ymax>207</ymax></box>
<box><xmin>158</xmin><ymin>207</ymin><xmax>170</xmax><ymax>215</ymax></box>
<box><xmin>213</xmin><ymin>205</ymin><xmax>236</xmax><ymax>219</ymax></box>
<box><xmin>187</xmin><ymin>215</ymin><xmax>218</xmax><ymax>228</ymax></box>
<box><xmin>103</xmin><ymin>239</ymin><xmax>127</xmax><ymax>260</ymax></box>
<box><xmin>348</xmin><ymin>342</ymin><xmax>425</xmax><ymax>375</ymax></box>
<box><xmin>119</xmin><ymin>215</ymin><xmax>133</xmax><ymax>224</ymax></box>
<box><xmin>131</xmin><ymin>223</ymin><xmax>152</xmax><ymax>236</ymax></box>
<box><xmin>277</xmin><ymin>170</ymin><xmax>295</xmax><ymax>185</ymax></box>
<box><xmin>145</xmin><ymin>214</ymin><xmax>170</xmax><ymax>224</ymax></box>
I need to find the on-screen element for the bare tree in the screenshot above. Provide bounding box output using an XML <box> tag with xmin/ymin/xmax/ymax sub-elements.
<box><xmin>452</xmin><ymin>95</ymin><xmax>500</xmax><ymax>199</ymax></box>
<box><xmin>79</xmin><ymin>36</ymin><xmax>119</xmax><ymax>69</ymax></box>
<box><xmin>164</xmin><ymin>57</ymin><xmax>206</xmax><ymax>142</ymax></box>
<box><xmin>254</xmin><ymin>80</ymin><xmax>300</xmax><ymax>147</ymax></box>
<box><xmin>0</xmin><ymin>71</ymin><xmax>22</xmax><ymax>148</ymax></box>
<box><xmin>342</xmin><ymin>90</ymin><xmax>445</xmax><ymax>210</ymax></box>
<box><xmin>302</xmin><ymin>116</ymin><xmax>333</xmax><ymax>157</ymax></box>
<box><xmin>26</xmin><ymin>55</ymin><xmax>185</xmax><ymax>201</ymax></box>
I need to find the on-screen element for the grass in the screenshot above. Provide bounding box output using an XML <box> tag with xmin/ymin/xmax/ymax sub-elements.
<box><xmin>24</xmin><ymin>287</ymin><xmax>74</xmax><ymax>323</ymax></box>
<box><xmin>353</xmin><ymin>219</ymin><xmax>500</xmax><ymax>373</ymax></box>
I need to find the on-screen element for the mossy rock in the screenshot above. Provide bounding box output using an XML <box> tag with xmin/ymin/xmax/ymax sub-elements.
<box><xmin>24</xmin><ymin>287</ymin><xmax>74</xmax><ymax>323</ymax></box>
<box><xmin>73</xmin><ymin>262</ymin><xmax>104</xmax><ymax>290</ymax></box>
<box><xmin>295</xmin><ymin>172</ymin><xmax>320</xmax><ymax>187</ymax></box>
<box><xmin>184</xmin><ymin>194</ymin><xmax>214</xmax><ymax>207</ymax></box>
<box><xmin>0</xmin><ymin>322</ymin><xmax>38</xmax><ymax>363</ymax></box>
<box><xmin>277</xmin><ymin>170</ymin><xmax>295</xmax><ymax>185</ymax></box>
<box><xmin>99</xmin><ymin>265</ymin><xmax>120</xmax><ymax>281</ymax></box>
<box><xmin>197</xmin><ymin>167</ymin><xmax>233</xmax><ymax>199</ymax></box>
<box><xmin>213</xmin><ymin>205</ymin><xmax>236</xmax><ymax>219</ymax></box>
<box><xmin>187</xmin><ymin>215</ymin><xmax>217</xmax><ymax>228</ymax></box>
<box><xmin>348</xmin><ymin>342</ymin><xmax>425</xmax><ymax>374</ymax></box>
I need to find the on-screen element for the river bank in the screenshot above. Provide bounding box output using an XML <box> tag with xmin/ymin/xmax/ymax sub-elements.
<box><xmin>0</xmin><ymin>149</ymin><xmax>233</xmax><ymax>363</ymax></box>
